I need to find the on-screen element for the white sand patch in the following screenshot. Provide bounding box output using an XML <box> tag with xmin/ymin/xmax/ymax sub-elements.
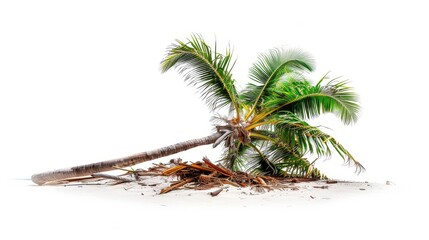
<box><xmin>2</xmin><ymin>178</ymin><xmax>426</xmax><ymax>240</ymax></box>
<box><xmin>24</xmin><ymin>178</ymin><xmax>386</xmax><ymax>207</ymax></box>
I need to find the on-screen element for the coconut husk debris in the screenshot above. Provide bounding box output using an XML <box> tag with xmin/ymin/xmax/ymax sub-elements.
<box><xmin>55</xmin><ymin>157</ymin><xmax>321</xmax><ymax>195</ymax></box>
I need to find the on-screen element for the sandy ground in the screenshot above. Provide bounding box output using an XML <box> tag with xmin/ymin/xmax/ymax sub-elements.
<box><xmin>39</xmin><ymin>177</ymin><xmax>386</xmax><ymax>207</ymax></box>
<box><xmin>2</xmin><ymin>177</ymin><xmax>426</xmax><ymax>240</ymax></box>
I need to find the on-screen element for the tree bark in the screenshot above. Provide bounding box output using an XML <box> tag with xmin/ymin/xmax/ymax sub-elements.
<box><xmin>31</xmin><ymin>132</ymin><xmax>222</xmax><ymax>185</ymax></box>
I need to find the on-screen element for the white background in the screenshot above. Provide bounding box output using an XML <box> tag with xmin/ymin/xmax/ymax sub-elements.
<box><xmin>1</xmin><ymin>0</ymin><xmax>428</xmax><ymax>239</ymax></box>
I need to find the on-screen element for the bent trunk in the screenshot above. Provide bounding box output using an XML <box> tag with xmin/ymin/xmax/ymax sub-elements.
<box><xmin>31</xmin><ymin>132</ymin><xmax>222</xmax><ymax>185</ymax></box>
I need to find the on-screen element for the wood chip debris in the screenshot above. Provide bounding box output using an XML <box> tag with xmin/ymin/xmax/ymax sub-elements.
<box><xmin>209</xmin><ymin>188</ymin><xmax>223</xmax><ymax>197</ymax></box>
<box><xmin>313</xmin><ymin>185</ymin><xmax>329</xmax><ymax>189</ymax></box>
<box><xmin>326</xmin><ymin>180</ymin><xmax>338</xmax><ymax>184</ymax></box>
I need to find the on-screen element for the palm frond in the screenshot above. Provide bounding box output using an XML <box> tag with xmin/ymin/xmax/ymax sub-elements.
<box><xmin>241</xmin><ymin>48</ymin><xmax>315</xmax><ymax>118</ymax></box>
<box><xmin>273</xmin><ymin>111</ymin><xmax>364</xmax><ymax>173</ymax></box>
<box><xmin>245</xmin><ymin>140</ymin><xmax>326</xmax><ymax>178</ymax></box>
<box><xmin>246</xmin><ymin>152</ymin><xmax>278</xmax><ymax>175</ymax></box>
<box><xmin>265</xmin><ymin>143</ymin><xmax>327</xmax><ymax>179</ymax></box>
<box><xmin>259</xmin><ymin>76</ymin><xmax>359</xmax><ymax>125</ymax></box>
<box><xmin>220</xmin><ymin>137</ymin><xmax>269</xmax><ymax>171</ymax></box>
<box><xmin>220</xmin><ymin>141</ymin><xmax>248</xmax><ymax>171</ymax></box>
<box><xmin>160</xmin><ymin>34</ymin><xmax>241</xmax><ymax>116</ymax></box>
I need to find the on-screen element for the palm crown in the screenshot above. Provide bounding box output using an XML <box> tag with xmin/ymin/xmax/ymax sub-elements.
<box><xmin>161</xmin><ymin>34</ymin><xmax>363</xmax><ymax>178</ymax></box>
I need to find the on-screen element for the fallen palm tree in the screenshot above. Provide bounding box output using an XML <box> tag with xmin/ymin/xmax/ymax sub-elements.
<box><xmin>32</xmin><ymin>34</ymin><xmax>363</xmax><ymax>186</ymax></box>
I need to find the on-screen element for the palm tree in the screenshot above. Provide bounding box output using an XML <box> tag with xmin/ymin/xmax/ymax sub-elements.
<box><xmin>31</xmin><ymin>34</ymin><xmax>363</xmax><ymax>185</ymax></box>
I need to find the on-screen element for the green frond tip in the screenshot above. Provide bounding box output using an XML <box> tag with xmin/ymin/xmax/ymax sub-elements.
<box><xmin>263</xmin><ymin>76</ymin><xmax>360</xmax><ymax>125</ymax></box>
<box><xmin>241</xmin><ymin>47</ymin><xmax>315</xmax><ymax>115</ymax></box>
<box><xmin>160</xmin><ymin>34</ymin><xmax>241</xmax><ymax>116</ymax></box>
<box><xmin>273</xmin><ymin>111</ymin><xmax>365</xmax><ymax>173</ymax></box>
<box><xmin>249</xmin><ymin>47</ymin><xmax>315</xmax><ymax>86</ymax></box>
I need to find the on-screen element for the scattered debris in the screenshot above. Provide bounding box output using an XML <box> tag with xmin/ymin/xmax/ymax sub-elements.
<box><xmin>313</xmin><ymin>186</ymin><xmax>329</xmax><ymax>189</ymax></box>
<box><xmin>290</xmin><ymin>177</ymin><xmax>319</xmax><ymax>183</ymax></box>
<box><xmin>57</xmin><ymin>157</ymin><xmax>322</xmax><ymax>194</ymax></box>
<box><xmin>359</xmin><ymin>188</ymin><xmax>366</xmax><ymax>191</ymax></box>
<box><xmin>210</xmin><ymin>188</ymin><xmax>223</xmax><ymax>197</ymax></box>
<box><xmin>310</xmin><ymin>195</ymin><xmax>315</xmax><ymax>199</ymax></box>
<box><xmin>160</xmin><ymin>178</ymin><xmax>195</xmax><ymax>194</ymax></box>
<box><xmin>326</xmin><ymin>180</ymin><xmax>338</xmax><ymax>184</ymax></box>
<box><xmin>386</xmin><ymin>181</ymin><xmax>394</xmax><ymax>185</ymax></box>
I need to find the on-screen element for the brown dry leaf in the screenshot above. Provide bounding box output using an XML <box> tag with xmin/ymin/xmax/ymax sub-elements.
<box><xmin>202</xmin><ymin>157</ymin><xmax>234</xmax><ymax>177</ymax></box>
<box><xmin>160</xmin><ymin>178</ymin><xmax>195</xmax><ymax>194</ymax></box>
<box><xmin>162</xmin><ymin>165</ymin><xmax>187</xmax><ymax>176</ymax></box>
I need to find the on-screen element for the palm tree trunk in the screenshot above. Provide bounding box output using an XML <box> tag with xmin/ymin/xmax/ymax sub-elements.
<box><xmin>31</xmin><ymin>132</ymin><xmax>222</xmax><ymax>185</ymax></box>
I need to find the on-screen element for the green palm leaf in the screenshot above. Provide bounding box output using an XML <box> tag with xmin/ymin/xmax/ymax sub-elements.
<box><xmin>245</xmin><ymin>140</ymin><xmax>326</xmax><ymax>178</ymax></box>
<box><xmin>274</xmin><ymin>111</ymin><xmax>364</xmax><ymax>173</ymax></box>
<box><xmin>265</xmin><ymin>143</ymin><xmax>327</xmax><ymax>179</ymax></box>
<box><xmin>262</xmin><ymin>76</ymin><xmax>359</xmax><ymax>125</ymax></box>
<box><xmin>241</xmin><ymin>48</ymin><xmax>315</xmax><ymax>117</ymax></box>
<box><xmin>160</xmin><ymin>34</ymin><xmax>241</xmax><ymax>116</ymax></box>
<box><xmin>221</xmin><ymin>141</ymin><xmax>248</xmax><ymax>171</ymax></box>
